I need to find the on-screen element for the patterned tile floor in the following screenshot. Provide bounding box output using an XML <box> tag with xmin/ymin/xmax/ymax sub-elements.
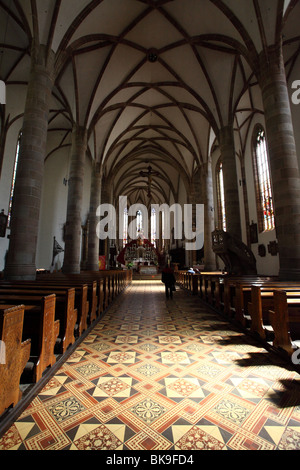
<box><xmin>1</xmin><ymin>280</ymin><xmax>300</xmax><ymax>451</ymax></box>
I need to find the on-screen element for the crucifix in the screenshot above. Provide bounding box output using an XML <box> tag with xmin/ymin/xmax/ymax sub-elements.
<box><xmin>139</xmin><ymin>165</ymin><xmax>159</xmax><ymax>198</ymax></box>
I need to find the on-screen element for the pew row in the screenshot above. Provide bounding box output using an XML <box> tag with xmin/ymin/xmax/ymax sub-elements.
<box><xmin>176</xmin><ymin>271</ymin><xmax>300</xmax><ymax>359</ymax></box>
<box><xmin>229</xmin><ymin>281</ymin><xmax>300</xmax><ymax>326</ymax></box>
<box><xmin>0</xmin><ymin>305</ymin><xmax>31</xmax><ymax>415</ymax></box>
<box><xmin>0</xmin><ymin>288</ymin><xmax>77</xmax><ymax>354</ymax></box>
<box><xmin>35</xmin><ymin>270</ymin><xmax>132</xmax><ymax>314</ymax></box>
<box><xmin>268</xmin><ymin>290</ymin><xmax>300</xmax><ymax>355</ymax></box>
<box><xmin>0</xmin><ymin>270</ymin><xmax>132</xmax><ymax>418</ymax></box>
<box><xmin>247</xmin><ymin>286</ymin><xmax>300</xmax><ymax>355</ymax></box>
<box><xmin>0</xmin><ymin>284</ymin><xmax>89</xmax><ymax>338</ymax></box>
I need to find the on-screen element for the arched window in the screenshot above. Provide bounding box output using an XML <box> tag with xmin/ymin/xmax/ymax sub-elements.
<box><xmin>7</xmin><ymin>132</ymin><xmax>21</xmax><ymax>227</ymax></box>
<box><xmin>151</xmin><ymin>207</ymin><xmax>156</xmax><ymax>247</ymax></box>
<box><xmin>136</xmin><ymin>210</ymin><xmax>143</xmax><ymax>238</ymax></box>
<box><xmin>216</xmin><ymin>160</ymin><xmax>226</xmax><ymax>231</ymax></box>
<box><xmin>161</xmin><ymin>209</ymin><xmax>165</xmax><ymax>248</ymax></box>
<box><xmin>123</xmin><ymin>208</ymin><xmax>128</xmax><ymax>247</ymax></box>
<box><xmin>253</xmin><ymin>126</ymin><xmax>274</xmax><ymax>232</ymax></box>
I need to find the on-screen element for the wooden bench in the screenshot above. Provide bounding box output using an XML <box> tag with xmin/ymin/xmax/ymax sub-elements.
<box><xmin>247</xmin><ymin>285</ymin><xmax>300</xmax><ymax>339</ymax></box>
<box><xmin>64</xmin><ymin>275</ymin><xmax>106</xmax><ymax>312</ymax></box>
<box><xmin>233</xmin><ymin>281</ymin><xmax>300</xmax><ymax>326</ymax></box>
<box><xmin>268</xmin><ymin>290</ymin><xmax>300</xmax><ymax>356</ymax></box>
<box><xmin>34</xmin><ymin>279</ymin><xmax>97</xmax><ymax>324</ymax></box>
<box><xmin>29</xmin><ymin>279</ymin><xmax>95</xmax><ymax>325</ymax></box>
<box><xmin>0</xmin><ymin>305</ymin><xmax>31</xmax><ymax>415</ymax></box>
<box><xmin>41</xmin><ymin>269</ymin><xmax>131</xmax><ymax>313</ymax></box>
<box><xmin>176</xmin><ymin>271</ymin><xmax>300</xmax><ymax>362</ymax></box>
<box><xmin>0</xmin><ymin>295</ymin><xmax>60</xmax><ymax>382</ymax></box>
<box><xmin>23</xmin><ymin>294</ymin><xmax>59</xmax><ymax>382</ymax></box>
<box><xmin>222</xmin><ymin>276</ymin><xmax>277</xmax><ymax>317</ymax></box>
<box><xmin>0</xmin><ymin>288</ymin><xmax>77</xmax><ymax>354</ymax></box>
<box><xmin>192</xmin><ymin>274</ymin><xmax>264</xmax><ymax>313</ymax></box>
<box><xmin>198</xmin><ymin>272</ymin><xmax>226</xmax><ymax>305</ymax></box>
<box><xmin>0</xmin><ymin>283</ymin><xmax>88</xmax><ymax>338</ymax></box>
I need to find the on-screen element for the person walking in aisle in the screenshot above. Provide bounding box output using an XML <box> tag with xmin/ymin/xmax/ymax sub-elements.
<box><xmin>161</xmin><ymin>265</ymin><xmax>176</xmax><ymax>299</ymax></box>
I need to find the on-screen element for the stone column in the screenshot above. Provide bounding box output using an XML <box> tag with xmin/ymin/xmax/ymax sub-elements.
<box><xmin>258</xmin><ymin>43</ymin><xmax>300</xmax><ymax>280</ymax></box>
<box><xmin>62</xmin><ymin>125</ymin><xmax>87</xmax><ymax>274</ymax></box>
<box><xmin>218</xmin><ymin>125</ymin><xmax>242</xmax><ymax>240</ymax></box>
<box><xmin>5</xmin><ymin>45</ymin><xmax>54</xmax><ymax>280</ymax></box>
<box><xmin>188</xmin><ymin>185</ymin><xmax>197</xmax><ymax>267</ymax></box>
<box><xmin>201</xmin><ymin>160</ymin><xmax>216</xmax><ymax>270</ymax></box>
<box><xmin>86</xmin><ymin>163</ymin><xmax>101</xmax><ymax>271</ymax></box>
<box><xmin>101</xmin><ymin>178</ymin><xmax>112</xmax><ymax>269</ymax></box>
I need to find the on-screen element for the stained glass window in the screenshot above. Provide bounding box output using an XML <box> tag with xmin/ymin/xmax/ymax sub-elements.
<box><xmin>151</xmin><ymin>207</ymin><xmax>156</xmax><ymax>246</ymax></box>
<box><xmin>123</xmin><ymin>207</ymin><xmax>128</xmax><ymax>247</ymax></box>
<box><xmin>7</xmin><ymin>132</ymin><xmax>21</xmax><ymax>227</ymax></box>
<box><xmin>218</xmin><ymin>162</ymin><xmax>226</xmax><ymax>231</ymax></box>
<box><xmin>136</xmin><ymin>210</ymin><xmax>143</xmax><ymax>238</ymax></box>
<box><xmin>254</xmin><ymin>127</ymin><xmax>274</xmax><ymax>232</ymax></box>
<box><xmin>162</xmin><ymin>210</ymin><xmax>165</xmax><ymax>248</ymax></box>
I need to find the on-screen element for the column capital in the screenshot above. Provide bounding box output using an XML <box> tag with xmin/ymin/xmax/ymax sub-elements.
<box><xmin>218</xmin><ymin>124</ymin><xmax>235</xmax><ymax>147</ymax></box>
<box><xmin>71</xmin><ymin>124</ymin><xmax>88</xmax><ymax>148</ymax></box>
<box><xmin>256</xmin><ymin>42</ymin><xmax>285</xmax><ymax>86</ymax></box>
<box><xmin>30</xmin><ymin>43</ymin><xmax>55</xmax><ymax>83</ymax></box>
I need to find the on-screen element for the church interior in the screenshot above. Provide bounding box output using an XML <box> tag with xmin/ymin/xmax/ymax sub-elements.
<box><xmin>1</xmin><ymin>0</ymin><xmax>300</xmax><ymax>451</ymax></box>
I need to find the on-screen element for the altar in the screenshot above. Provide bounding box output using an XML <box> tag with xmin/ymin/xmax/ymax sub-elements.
<box><xmin>138</xmin><ymin>265</ymin><xmax>158</xmax><ymax>275</ymax></box>
<box><xmin>117</xmin><ymin>237</ymin><xmax>162</xmax><ymax>271</ymax></box>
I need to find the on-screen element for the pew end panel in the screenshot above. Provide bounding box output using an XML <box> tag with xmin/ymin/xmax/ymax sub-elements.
<box><xmin>59</xmin><ymin>288</ymin><xmax>77</xmax><ymax>354</ymax></box>
<box><xmin>268</xmin><ymin>290</ymin><xmax>300</xmax><ymax>356</ymax></box>
<box><xmin>0</xmin><ymin>305</ymin><xmax>31</xmax><ymax>415</ymax></box>
<box><xmin>33</xmin><ymin>294</ymin><xmax>59</xmax><ymax>382</ymax></box>
<box><xmin>98</xmin><ymin>279</ymin><xmax>104</xmax><ymax>316</ymax></box>
<box><xmin>76</xmin><ymin>285</ymin><xmax>89</xmax><ymax>337</ymax></box>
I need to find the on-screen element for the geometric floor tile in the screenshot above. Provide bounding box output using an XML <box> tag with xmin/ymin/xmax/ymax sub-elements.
<box><xmin>1</xmin><ymin>280</ymin><xmax>300</xmax><ymax>452</ymax></box>
<box><xmin>173</xmin><ymin>425</ymin><xmax>227</xmax><ymax>450</ymax></box>
<box><xmin>70</xmin><ymin>423</ymin><xmax>125</xmax><ymax>450</ymax></box>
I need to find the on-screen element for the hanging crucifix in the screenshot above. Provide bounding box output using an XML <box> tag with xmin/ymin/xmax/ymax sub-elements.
<box><xmin>139</xmin><ymin>165</ymin><xmax>159</xmax><ymax>198</ymax></box>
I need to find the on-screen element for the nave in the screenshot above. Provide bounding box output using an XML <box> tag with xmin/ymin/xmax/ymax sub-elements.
<box><xmin>1</xmin><ymin>280</ymin><xmax>300</xmax><ymax>451</ymax></box>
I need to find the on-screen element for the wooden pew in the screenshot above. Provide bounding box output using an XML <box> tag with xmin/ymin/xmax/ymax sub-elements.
<box><xmin>0</xmin><ymin>289</ymin><xmax>77</xmax><ymax>354</ymax></box>
<box><xmin>0</xmin><ymin>283</ymin><xmax>88</xmax><ymax>338</ymax></box>
<box><xmin>268</xmin><ymin>290</ymin><xmax>300</xmax><ymax>356</ymax></box>
<box><xmin>223</xmin><ymin>276</ymin><xmax>276</xmax><ymax>318</ymax></box>
<box><xmin>21</xmin><ymin>294</ymin><xmax>59</xmax><ymax>382</ymax></box>
<box><xmin>233</xmin><ymin>281</ymin><xmax>300</xmax><ymax>326</ymax></box>
<box><xmin>0</xmin><ymin>295</ymin><xmax>60</xmax><ymax>383</ymax></box>
<box><xmin>43</xmin><ymin>270</ymin><xmax>122</xmax><ymax>312</ymax></box>
<box><xmin>199</xmin><ymin>272</ymin><xmax>226</xmax><ymax>305</ymax></box>
<box><xmin>98</xmin><ymin>278</ymin><xmax>105</xmax><ymax>315</ymax></box>
<box><xmin>0</xmin><ymin>305</ymin><xmax>31</xmax><ymax>415</ymax></box>
<box><xmin>248</xmin><ymin>285</ymin><xmax>300</xmax><ymax>341</ymax></box>
<box><xmin>104</xmin><ymin>276</ymin><xmax>110</xmax><ymax>309</ymax></box>
<box><xmin>34</xmin><ymin>279</ymin><xmax>97</xmax><ymax>324</ymax></box>
<box><xmin>31</xmin><ymin>269</ymin><xmax>132</xmax><ymax>320</ymax></box>
<box><xmin>197</xmin><ymin>273</ymin><xmax>252</xmax><ymax>312</ymax></box>
<box><xmin>40</xmin><ymin>283</ymin><xmax>89</xmax><ymax>335</ymax></box>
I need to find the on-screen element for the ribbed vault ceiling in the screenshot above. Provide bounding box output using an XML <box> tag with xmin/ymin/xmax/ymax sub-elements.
<box><xmin>0</xmin><ymin>0</ymin><xmax>299</xmax><ymax>205</ymax></box>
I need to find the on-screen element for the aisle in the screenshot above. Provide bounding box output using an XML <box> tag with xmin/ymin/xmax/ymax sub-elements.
<box><xmin>1</xmin><ymin>280</ymin><xmax>300</xmax><ymax>450</ymax></box>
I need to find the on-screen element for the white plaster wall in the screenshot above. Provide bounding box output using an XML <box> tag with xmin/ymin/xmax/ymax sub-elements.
<box><xmin>0</xmin><ymin>122</ymin><xmax>22</xmax><ymax>270</ymax></box>
<box><xmin>36</xmin><ymin>148</ymin><xmax>69</xmax><ymax>270</ymax></box>
<box><xmin>0</xmin><ymin>83</ymin><xmax>26</xmax><ymax>271</ymax></box>
<box><xmin>36</xmin><ymin>148</ymin><xmax>92</xmax><ymax>271</ymax></box>
<box><xmin>288</xmin><ymin>69</ymin><xmax>300</xmax><ymax>170</ymax></box>
<box><xmin>244</xmin><ymin>115</ymin><xmax>280</xmax><ymax>276</ymax></box>
<box><xmin>211</xmin><ymin>116</ymin><xmax>280</xmax><ymax>277</ymax></box>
